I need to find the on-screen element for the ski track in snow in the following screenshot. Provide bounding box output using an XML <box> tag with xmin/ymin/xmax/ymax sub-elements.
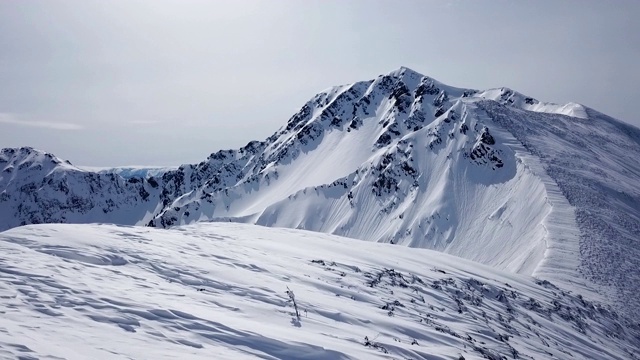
<box><xmin>0</xmin><ymin>223</ymin><xmax>638</xmax><ymax>360</ymax></box>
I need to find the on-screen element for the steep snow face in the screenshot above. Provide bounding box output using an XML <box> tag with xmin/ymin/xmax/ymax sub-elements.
<box><xmin>147</xmin><ymin>68</ymin><xmax>583</xmax><ymax>288</ymax></box>
<box><xmin>249</xmin><ymin>102</ymin><xmax>556</xmax><ymax>278</ymax></box>
<box><xmin>477</xmin><ymin>102</ymin><xmax>640</xmax><ymax>321</ymax></box>
<box><xmin>0</xmin><ymin>222</ymin><xmax>637</xmax><ymax>360</ymax></box>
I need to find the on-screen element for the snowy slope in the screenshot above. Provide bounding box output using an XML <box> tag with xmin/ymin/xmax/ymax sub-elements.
<box><xmin>477</xmin><ymin>102</ymin><xmax>640</xmax><ymax>319</ymax></box>
<box><xmin>0</xmin><ymin>222</ymin><xmax>637</xmax><ymax>360</ymax></box>
<box><xmin>0</xmin><ymin>147</ymin><xmax>163</xmax><ymax>229</ymax></box>
<box><xmin>147</xmin><ymin>68</ymin><xmax>584</xmax><ymax>286</ymax></box>
<box><xmin>1</xmin><ymin>67</ymin><xmax>639</xmax><ymax>318</ymax></box>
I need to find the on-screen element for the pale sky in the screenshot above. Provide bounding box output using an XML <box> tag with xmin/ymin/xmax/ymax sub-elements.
<box><xmin>1</xmin><ymin>0</ymin><xmax>639</xmax><ymax>166</ymax></box>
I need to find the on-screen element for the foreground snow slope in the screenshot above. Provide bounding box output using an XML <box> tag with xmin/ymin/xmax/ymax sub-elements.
<box><xmin>0</xmin><ymin>223</ymin><xmax>637</xmax><ymax>360</ymax></box>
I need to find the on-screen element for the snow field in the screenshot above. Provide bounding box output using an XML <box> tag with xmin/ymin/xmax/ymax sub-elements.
<box><xmin>0</xmin><ymin>223</ymin><xmax>637</xmax><ymax>359</ymax></box>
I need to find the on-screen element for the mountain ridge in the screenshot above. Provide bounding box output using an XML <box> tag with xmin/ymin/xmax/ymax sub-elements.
<box><xmin>1</xmin><ymin>67</ymin><xmax>639</xmax><ymax>318</ymax></box>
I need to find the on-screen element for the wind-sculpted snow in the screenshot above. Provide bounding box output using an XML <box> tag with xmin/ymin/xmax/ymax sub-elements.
<box><xmin>478</xmin><ymin>101</ymin><xmax>640</xmax><ymax>319</ymax></box>
<box><xmin>0</xmin><ymin>223</ymin><xmax>637</xmax><ymax>359</ymax></box>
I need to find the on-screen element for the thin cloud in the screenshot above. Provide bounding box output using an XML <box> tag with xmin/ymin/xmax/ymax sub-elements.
<box><xmin>130</xmin><ymin>119</ymin><xmax>161</xmax><ymax>125</ymax></box>
<box><xmin>0</xmin><ymin>113</ymin><xmax>83</xmax><ymax>130</ymax></box>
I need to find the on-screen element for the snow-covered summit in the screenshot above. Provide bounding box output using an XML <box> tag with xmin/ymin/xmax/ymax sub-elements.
<box><xmin>0</xmin><ymin>146</ymin><xmax>75</xmax><ymax>177</ymax></box>
<box><xmin>1</xmin><ymin>67</ymin><xmax>639</xmax><ymax>318</ymax></box>
<box><xmin>475</xmin><ymin>87</ymin><xmax>589</xmax><ymax>119</ymax></box>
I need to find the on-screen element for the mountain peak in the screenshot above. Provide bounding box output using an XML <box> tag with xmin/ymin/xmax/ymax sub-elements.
<box><xmin>387</xmin><ymin>66</ymin><xmax>423</xmax><ymax>77</ymax></box>
<box><xmin>384</xmin><ymin>66</ymin><xmax>432</xmax><ymax>89</ymax></box>
<box><xmin>1</xmin><ymin>69</ymin><xmax>640</xmax><ymax>319</ymax></box>
<box><xmin>0</xmin><ymin>146</ymin><xmax>74</xmax><ymax>169</ymax></box>
<box><xmin>1</xmin><ymin>146</ymin><xmax>38</xmax><ymax>157</ymax></box>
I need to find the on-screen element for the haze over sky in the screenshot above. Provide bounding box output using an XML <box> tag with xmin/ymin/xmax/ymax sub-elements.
<box><xmin>1</xmin><ymin>0</ymin><xmax>639</xmax><ymax>167</ymax></box>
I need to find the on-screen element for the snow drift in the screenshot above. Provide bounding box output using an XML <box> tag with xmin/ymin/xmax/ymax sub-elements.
<box><xmin>0</xmin><ymin>222</ymin><xmax>637</xmax><ymax>359</ymax></box>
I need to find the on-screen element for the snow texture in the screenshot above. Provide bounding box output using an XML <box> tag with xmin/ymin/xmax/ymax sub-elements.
<box><xmin>0</xmin><ymin>222</ymin><xmax>637</xmax><ymax>359</ymax></box>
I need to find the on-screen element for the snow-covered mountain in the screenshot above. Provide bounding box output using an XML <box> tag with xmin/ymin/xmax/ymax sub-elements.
<box><xmin>0</xmin><ymin>222</ymin><xmax>637</xmax><ymax>359</ymax></box>
<box><xmin>1</xmin><ymin>67</ymin><xmax>639</xmax><ymax>320</ymax></box>
<box><xmin>0</xmin><ymin>147</ymin><xmax>162</xmax><ymax>228</ymax></box>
